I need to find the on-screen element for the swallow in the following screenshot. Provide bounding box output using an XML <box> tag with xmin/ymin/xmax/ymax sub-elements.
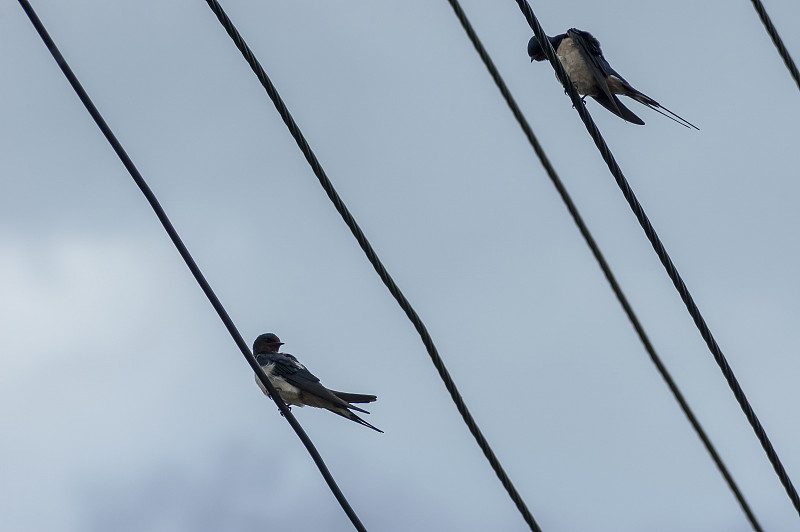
<box><xmin>528</xmin><ymin>28</ymin><xmax>698</xmax><ymax>129</ymax></box>
<box><xmin>252</xmin><ymin>333</ymin><xmax>382</xmax><ymax>432</ymax></box>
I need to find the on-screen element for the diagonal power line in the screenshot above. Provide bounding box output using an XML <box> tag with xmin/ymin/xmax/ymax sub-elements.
<box><xmin>15</xmin><ymin>1</ymin><xmax>368</xmax><ymax>530</ymax></box>
<box><xmin>442</xmin><ymin>1</ymin><xmax>764</xmax><ymax>530</ymax></box>
<box><xmin>201</xmin><ymin>0</ymin><xmax>543</xmax><ymax>530</ymax></box>
<box><xmin>748</xmin><ymin>0</ymin><xmax>800</xmax><ymax>91</ymax></box>
<box><xmin>514</xmin><ymin>0</ymin><xmax>800</xmax><ymax>520</ymax></box>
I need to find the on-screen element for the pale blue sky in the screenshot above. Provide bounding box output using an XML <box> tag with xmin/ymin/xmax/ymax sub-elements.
<box><xmin>2</xmin><ymin>1</ymin><xmax>799</xmax><ymax>530</ymax></box>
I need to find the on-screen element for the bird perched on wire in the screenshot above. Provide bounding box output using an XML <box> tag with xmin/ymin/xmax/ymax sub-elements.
<box><xmin>252</xmin><ymin>333</ymin><xmax>382</xmax><ymax>432</ymax></box>
<box><xmin>528</xmin><ymin>28</ymin><xmax>698</xmax><ymax>129</ymax></box>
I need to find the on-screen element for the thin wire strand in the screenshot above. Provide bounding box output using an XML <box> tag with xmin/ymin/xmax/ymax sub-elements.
<box><xmin>201</xmin><ymin>0</ymin><xmax>542</xmax><ymax>530</ymax></box>
<box><xmin>749</xmin><ymin>0</ymin><xmax>800</xmax><ymax>91</ymax></box>
<box><xmin>514</xmin><ymin>0</ymin><xmax>800</xmax><ymax>519</ymax></box>
<box><xmin>15</xmin><ymin>2</ymin><xmax>367</xmax><ymax>530</ymax></box>
<box><xmin>442</xmin><ymin>1</ymin><xmax>763</xmax><ymax>530</ymax></box>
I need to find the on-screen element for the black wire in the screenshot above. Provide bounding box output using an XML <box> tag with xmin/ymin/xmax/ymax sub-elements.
<box><xmin>200</xmin><ymin>1</ymin><xmax>543</xmax><ymax>530</ymax></box>
<box><xmin>514</xmin><ymin>0</ymin><xmax>800</xmax><ymax>520</ymax></box>
<box><xmin>443</xmin><ymin>2</ymin><xmax>764</xmax><ymax>530</ymax></box>
<box><xmin>749</xmin><ymin>0</ymin><xmax>800</xmax><ymax>91</ymax></box>
<box><xmin>15</xmin><ymin>2</ymin><xmax>368</xmax><ymax>530</ymax></box>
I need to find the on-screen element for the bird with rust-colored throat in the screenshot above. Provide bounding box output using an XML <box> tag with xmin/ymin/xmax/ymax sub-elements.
<box><xmin>528</xmin><ymin>28</ymin><xmax>698</xmax><ymax>129</ymax></box>
<box><xmin>253</xmin><ymin>333</ymin><xmax>382</xmax><ymax>432</ymax></box>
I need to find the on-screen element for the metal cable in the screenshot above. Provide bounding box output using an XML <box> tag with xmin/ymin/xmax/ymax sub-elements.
<box><xmin>514</xmin><ymin>0</ymin><xmax>800</xmax><ymax>519</ymax></box>
<box><xmin>749</xmin><ymin>0</ymin><xmax>800</xmax><ymax>91</ymax></box>
<box><xmin>201</xmin><ymin>0</ymin><xmax>542</xmax><ymax>529</ymax></box>
<box><xmin>443</xmin><ymin>1</ymin><xmax>763</xmax><ymax>530</ymax></box>
<box><xmin>15</xmin><ymin>1</ymin><xmax>367</xmax><ymax>530</ymax></box>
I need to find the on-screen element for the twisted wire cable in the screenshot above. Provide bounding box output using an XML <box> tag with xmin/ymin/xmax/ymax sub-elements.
<box><xmin>749</xmin><ymin>0</ymin><xmax>800</xmax><ymax>91</ymax></box>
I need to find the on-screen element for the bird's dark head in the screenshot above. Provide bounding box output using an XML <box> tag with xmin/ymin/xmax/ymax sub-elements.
<box><xmin>527</xmin><ymin>35</ymin><xmax>547</xmax><ymax>62</ymax></box>
<box><xmin>253</xmin><ymin>333</ymin><xmax>284</xmax><ymax>354</ymax></box>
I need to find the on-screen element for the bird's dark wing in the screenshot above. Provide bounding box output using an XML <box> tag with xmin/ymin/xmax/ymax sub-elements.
<box><xmin>592</xmin><ymin>90</ymin><xmax>645</xmax><ymax>125</ymax></box>
<box><xmin>567</xmin><ymin>29</ymin><xmax>620</xmax><ymax>113</ymax></box>
<box><xmin>256</xmin><ymin>352</ymin><xmax>320</xmax><ymax>384</ymax></box>
<box><xmin>335</xmin><ymin>410</ymin><xmax>383</xmax><ymax>433</ymax></box>
<box><xmin>331</xmin><ymin>391</ymin><xmax>377</xmax><ymax>404</ymax></box>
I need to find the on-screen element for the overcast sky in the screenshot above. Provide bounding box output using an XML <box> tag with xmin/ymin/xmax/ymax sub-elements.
<box><xmin>2</xmin><ymin>1</ymin><xmax>800</xmax><ymax>531</ymax></box>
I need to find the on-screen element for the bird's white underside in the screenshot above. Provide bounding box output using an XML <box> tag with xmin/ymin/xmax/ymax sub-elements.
<box><xmin>556</xmin><ymin>38</ymin><xmax>596</xmax><ymax>95</ymax></box>
<box><xmin>556</xmin><ymin>37</ymin><xmax>627</xmax><ymax>96</ymax></box>
<box><xmin>255</xmin><ymin>363</ymin><xmax>304</xmax><ymax>406</ymax></box>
